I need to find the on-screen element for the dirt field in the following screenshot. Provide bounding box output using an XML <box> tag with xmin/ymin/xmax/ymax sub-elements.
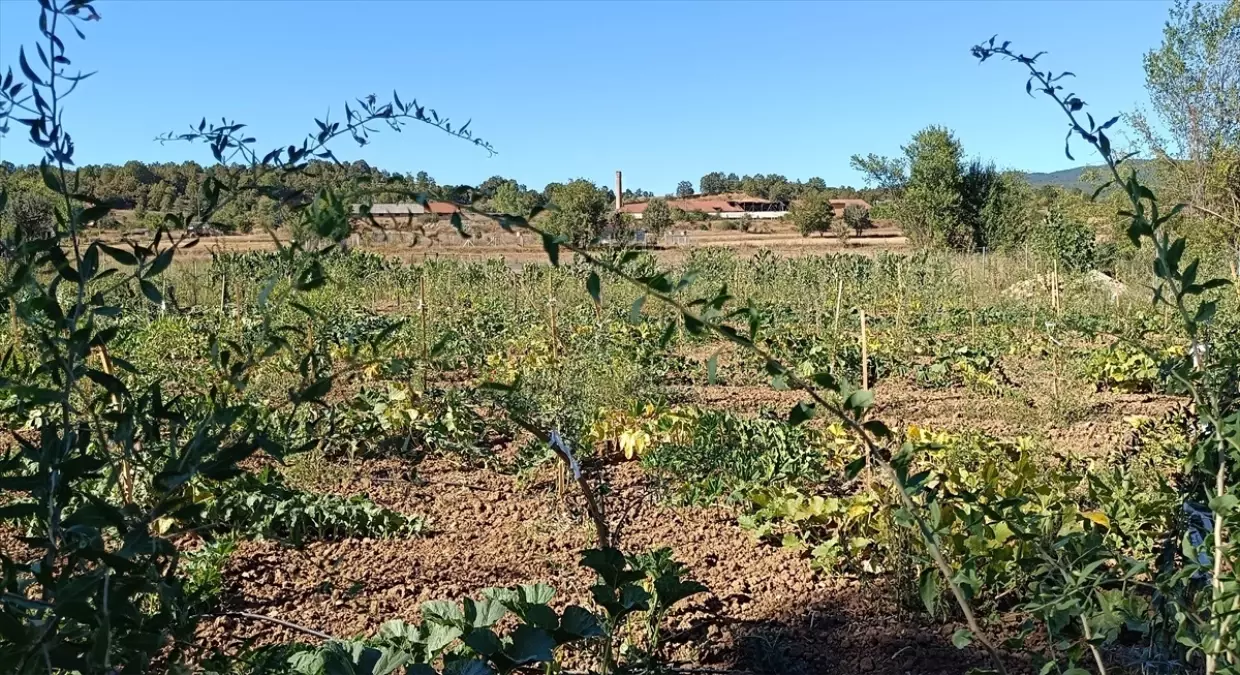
<box><xmin>97</xmin><ymin>216</ymin><xmax>909</xmax><ymax>265</ymax></box>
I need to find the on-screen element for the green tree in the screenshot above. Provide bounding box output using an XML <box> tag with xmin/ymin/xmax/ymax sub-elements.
<box><xmin>1132</xmin><ymin>0</ymin><xmax>1240</xmax><ymax>244</ymax></box>
<box><xmin>791</xmin><ymin>191</ymin><xmax>835</xmax><ymax>237</ymax></box>
<box><xmin>544</xmin><ymin>179</ymin><xmax>612</xmax><ymax>244</ymax></box>
<box><xmin>961</xmin><ymin>163</ymin><xmax>1035</xmax><ymax>250</ymax></box>
<box><xmin>843</xmin><ymin>203</ymin><xmax>872</xmax><ymax>238</ymax></box>
<box><xmin>849</xmin><ymin>153</ymin><xmax>907</xmax><ymax>191</ymax></box>
<box><xmin>676</xmin><ymin>181</ymin><xmax>695</xmax><ymax>198</ymax></box>
<box><xmin>642</xmin><ymin>197</ymin><xmax>674</xmax><ymax>235</ymax></box>
<box><xmin>699</xmin><ymin>172</ymin><xmax>729</xmax><ymax>195</ymax></box>
<box><xmin>489</xmin><ymin>179</ymin><xmax>542</xmax><ymax>219</ymax></box>
<box><xmin>898</xmin><ymin>125</ymin><xmax>969</xmax><ymax>248</ymax></box>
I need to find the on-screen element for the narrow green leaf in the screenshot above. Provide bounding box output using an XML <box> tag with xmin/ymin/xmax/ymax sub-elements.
<box><xmin>139</xmin><ymin>279</ymin><xmax>162</xmax><ymax>305</ymax></box>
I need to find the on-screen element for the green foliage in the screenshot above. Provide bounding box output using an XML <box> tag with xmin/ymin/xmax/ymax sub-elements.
<box><xmin>972</xmin><ymin>33</ymin><xmax>1238</xmax><ymax>674</ymax></box>
<box><xmin>698</xmin><ymin>171</ymin><xmax>738</xmax><ymax>195</ymax></box>
<box><xmin>543</xmin><ymin>179</ymin><xmax>611</xmax><ymax>245</ymax></box>
<box><xmin>641</xmin><ymin>409</ymin><xmax>826</xmax><ymax>504</ymax></box>
<box><xmin>199</xmin><ymin>469</ymin><xmax>427</xmax><ymax>544</ymax></box>
<box><xmin>855</xmin><ymin>129</ymin><xmax>1040</xmax><ymax>253</ymax></box>
<box><xmin>182</xmin><ymin>537</ymin><xmax>239</xmax><ymax>607</ymax></box>
<box><xmin>675</xmin><ymin>181</ymin><xmax>694</xmax><ymax>198</ymax></box>
<box><xmin>897</xmin><ymin>125</ymin><xmax>970</xmax><ymax>248</ymax></box>
<box><xmin>0</xmin><ymin>4</ymin><xmax>488</xmax><ymax>672</ymax></box>
<box><xmin>791</xmin><ymin>191</ymin><xmax>835</xmax><ymax>237</ymax></box>
<box><xmin>1135</xmin><ymin>0</ymin><xmax>1240</xmax><ymax>246</ymax></box>
<box><xmin>1083</xmin><ymin>343</ymin><xmax>1178</xmax><ymax>392</ymax></box>
<box><xmin>842</xmin><ymin>203</ymin><xmax>872</xmax><ymax>237</ymax></box>
<box><xmin>642</xmin><ymin>197</ymin><xmax>674</xmax><ymax>235</ymax></box>
<box><xmin>283</xmin><ymin>583</ymin><xmax>600</xmax><ymax>675</ymax></box>
<box><xmin>1030</xmin><ymin>207</ymin><xmax>1106</xmax><ymax>271</ymax></box>
<box><xmin>485</xmin><ymin>179</ymin><xmax>543</xmax><ymax>219</ymax></box>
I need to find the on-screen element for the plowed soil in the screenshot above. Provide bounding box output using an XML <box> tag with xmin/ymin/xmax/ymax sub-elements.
<box><xmin>190</xmin><ymin>365</ymin><xmax>1184</xmax><ymax>674</ymax></box>
<box><xmin>197</xmin><ymin>457</ymin><xmax>1015</xmax><ymax>675</ymax></box>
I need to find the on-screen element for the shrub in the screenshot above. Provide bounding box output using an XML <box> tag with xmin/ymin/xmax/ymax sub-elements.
<box><xmin>642</xmin><ymin>197</ymin><xmax>673</xmax><ymax>236</ymax></box>
<box><xmin>843</xmin><ymin>203</ymin><xmax>872</xmax><ymax>237</ymax></box>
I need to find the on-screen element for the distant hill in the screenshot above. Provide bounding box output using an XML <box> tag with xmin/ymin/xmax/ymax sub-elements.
<box><xmin>1023</xmin><ymin>160</ymin><xmax>1152</xmax><ymax>190</ymax></box>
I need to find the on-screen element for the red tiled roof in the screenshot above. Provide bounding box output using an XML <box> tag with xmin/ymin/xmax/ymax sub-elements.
<box><xmin>427</xmin><ymin>201</ymin><xmax>461</xmax><ymax>214</ymax></box>
<box><xmin>619</xmin><ymin>198</ymin><xmax>744</xmax><ymax>214</ymax></box>
<box><xmin>829</xmin><ymin>199</ymin><xmax>872</xmax><ymax>210</ymax></box>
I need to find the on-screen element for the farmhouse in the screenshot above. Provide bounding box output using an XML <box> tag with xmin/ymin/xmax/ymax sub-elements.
<box><xmin>619</xmin><ymin>195</ymin><xmax>870</xmax><ymax>220</ymax></box>
<box><xmin>352</xmin><ymin>202</ymin><xmax>461</xmax><ymax>221</ymax></box>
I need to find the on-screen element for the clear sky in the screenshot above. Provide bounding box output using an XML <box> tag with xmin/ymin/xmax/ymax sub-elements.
<box><xmin>0</xmin><ymin>0</ymin><xmax>1169</xmax><ymax>194</ymax></box>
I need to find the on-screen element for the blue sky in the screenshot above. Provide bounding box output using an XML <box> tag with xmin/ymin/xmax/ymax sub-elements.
<box><xmin>0</xmin><ymin>1</ymin><xmax>1169</xmax><ymax>194</ymax></box>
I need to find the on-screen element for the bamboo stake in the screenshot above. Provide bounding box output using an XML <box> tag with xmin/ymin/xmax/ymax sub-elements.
<box><xmin>860</xmin><ymin>309</ymin><xmax>869</xmax><ymax>391</ymax></box>
<box><xmin>220</xmin><ymin>268</ymin><xmax>229</xmax><ymax>313</ymax></box>
<box><xmin>547</xmin><ymin>271</ymin><xmax>558</xmax><ymax>362</ymax></box>
<box><xmin>833</xmin><ymin>278</ymin><xmax>844</xmax><ymax>332</ymax></box>
<box><xmin>420</xmin><ymin>266</ymin><xmax>430</xmax><ymax>390</ymax></box>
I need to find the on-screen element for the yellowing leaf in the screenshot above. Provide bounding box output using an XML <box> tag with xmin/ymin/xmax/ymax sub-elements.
<box><xmin>1082</xmin><ymin>511</ymin><xmax>1111</xmax><ymax>529</ymax></box>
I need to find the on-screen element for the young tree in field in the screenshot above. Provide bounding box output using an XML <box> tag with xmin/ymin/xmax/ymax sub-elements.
<box><xmin>898</xmin><ymin>126</ymin><xmax>969</xmax><ymax>248</ymax></box>
<box><xmin>843</xmin><ymin>203</ymin><xmax>873</xmax><ymax>238</ymax></box>
<box><xmin>791</xmin><ymin>191</ymin><xmax>835</xmax><ymax>237</ymax></box>
<box><xmin>642</xmin><ymin>197</ymin><xmax>674</xmax><ymax>235</ymax></box>
<box><xmin>544</xmin><ymin>179</ymin><xmax>612</xmax><ymax>245</ymax></box>
<box><xmin>676</xmin><ymin>180</ymin><xmax>695</xmax><ymax>198</ymax></box>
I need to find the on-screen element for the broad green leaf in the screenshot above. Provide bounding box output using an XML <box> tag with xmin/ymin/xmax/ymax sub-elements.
<box><xmin>422</xmin><ymin>599</ymin><xmax>464</xmax><ymax>626</ymax></box>
<box><xmin>463</xmin><ymin>628</ymin><xmax>502</xmax><ymax>656</ymax></box>
<box><xmin>951</xmin><ymin>629</ymin><xmax>973</xmax><ymax>649</ymax></box>
<box><xmin>556</xmin><ymin>605</ymin><xmax>602</xmax><ymax>640</ymax></box>
<box><xmin>586</xmin><ymin>271</ymin><xmax>600</xmax><ymax>305</ymax></box>
<box><xmin>518</xmin><ymin>583</ymin><xmax>555</xmax><ymax>606</ymax></box>
<box><xmin>139</xmin><ymin>279</ymin><xmax>163</xmax><ymax>305</ymax></box>
<box><xmin>787</xmin><ymin>401</ymin><xmax>816</xmax><ymax>427</ymax></box>
<box><xmin>504</xmin><ymin>625</ymin><xmax>554</xmax><ymax>665</ymax></box>
<box><xmin>464</xmin><ymin>597</ymin><xmax>507</xmax><ymax>628</ymax></box>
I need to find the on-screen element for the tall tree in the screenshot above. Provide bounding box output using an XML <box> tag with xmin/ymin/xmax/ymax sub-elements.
<box><xmin>899</xmin><ymin>126</ymin><xmax>968</xmax><ymax>248</ymax></box>
<box><xmin>1132</xmin><ymin>0</ymin><xmax>1240</xmax><ymax>239</ymax></box>
<box><xmin>543</xmin><ymin>179</ymin><xmax>611</xmax><ymax>245</ymax></box>
<box><xmin>676</xmin><ymin>181</ymin><xmax>695</xmax><ymax>198</ymax></box>
<box><xmin>489</xmin><ymin>180</ymin><xmax>542</xmax><ymax>219</ymax></box>
<box><xmin>699</xmin><ymin>172</ymin><xmax>729</xmax><ymax>195</ymax></box>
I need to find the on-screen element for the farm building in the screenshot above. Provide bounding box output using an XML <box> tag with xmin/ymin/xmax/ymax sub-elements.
<box><xmin>619</xmin><ymin>195</ymin><xmax>870</xmax><ymax>220</ymax></box>
<box><xmin>351</xmin><ymin>202</ymin><xmax>462</xmax><ymax>222</ymax></box>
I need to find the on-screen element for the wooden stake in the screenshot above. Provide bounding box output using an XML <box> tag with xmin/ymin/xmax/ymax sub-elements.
<box><xmin>547</xmin><ymin>271</ymin><xmax>558</xmax><ymax>362</ymax></box>
<box><xmin>833</xmin><ymin>278</ymin><xmax>844</xmax><ymax>332</ymax></box>
<box><xmin>220</xmin><ymin>268</ymin><xmax>229</xmax><ymax>313</ymax></box>
<box><xmin>860</xmin><ymin>309</ymin><xmax>869</xmax><ymax>391</ymax></box>
<box><xmin>420</xmin><ymin>266</ymin><xmax>430</xmax><ymax>390</ymax></box>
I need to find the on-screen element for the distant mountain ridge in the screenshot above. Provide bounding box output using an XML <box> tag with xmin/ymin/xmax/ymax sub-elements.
<box><xmin>1023</xmin><ymin>160</ymin><xmax>1152</xmax><ymax>189</ymax></box>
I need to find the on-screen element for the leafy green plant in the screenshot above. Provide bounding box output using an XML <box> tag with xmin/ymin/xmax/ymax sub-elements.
<box><xmin>628</xmin><ymin>547</ymin><xmax>708</xmax><ymax>666</ymax></box>
<box><xmin>282</xmin><ymin>584</ymin><xmax>601</xmax><ymax>675</ymax></box>
<box><xmin>971</xmin><ymin>35</ymin><xmax>1238</xmax><ymax>674</ymax></box>
<box><xmin>198</xmin><ymin>469</ymin><xmax>427</xmax><ymax>544</ymax></box>
<box><xmin>1083</xmin><ymin>342</ymin><xmax>1178</xmax><ymax>393</ymax></box>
